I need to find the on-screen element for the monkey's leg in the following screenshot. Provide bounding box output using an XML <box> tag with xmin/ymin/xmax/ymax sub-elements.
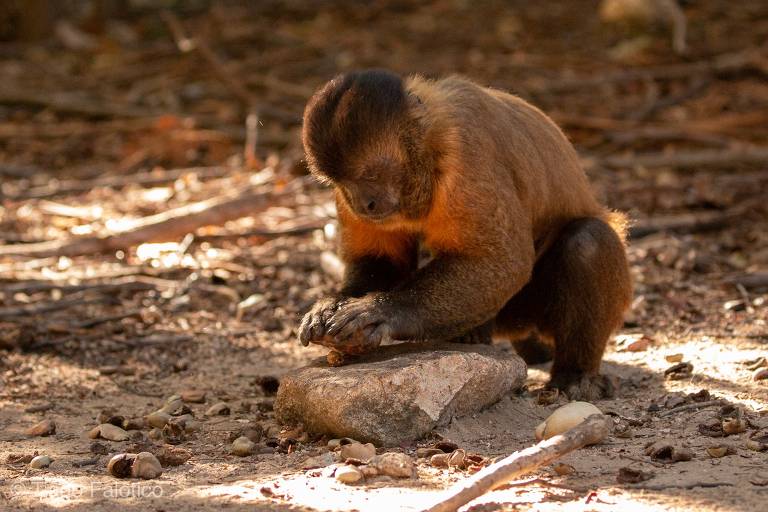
<box><xmin>500</xmin><ymin>217</ymin><xmax>631</xmax><ymax>400</ymax></box>
<box><xmin>511</xmin><ymin>334</ymin><xmax>553</xmax><ymax>364</ymax></box>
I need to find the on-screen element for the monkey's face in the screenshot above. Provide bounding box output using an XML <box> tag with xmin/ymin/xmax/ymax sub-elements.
<box><xmin>302</xmin><ymin>70</ymin><xmax>433</xmax><ymax>222</ymax></box>
<box><xmin>338</xmin><ymin>156</ymin><xmax>404</xmax><ymax>222</ymax></box>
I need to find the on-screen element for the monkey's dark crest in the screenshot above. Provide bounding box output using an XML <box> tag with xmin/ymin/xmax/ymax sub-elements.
<box><xmin>302</xmin><ymin>69</ymin><xmax>410</xmax><ymax>181</ymax></box>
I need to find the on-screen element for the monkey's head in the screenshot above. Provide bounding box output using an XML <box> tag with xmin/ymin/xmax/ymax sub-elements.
<box><xmin>302</xmin><ymin>69</ymin><xmax>433</xmax><ymax>223</ymax></box>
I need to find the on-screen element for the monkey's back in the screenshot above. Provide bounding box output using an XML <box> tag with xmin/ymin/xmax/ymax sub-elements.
<box><xmin>413</xmin><ymin>75</ymin><xmax>612</xmax><ymax>256</ymax></box>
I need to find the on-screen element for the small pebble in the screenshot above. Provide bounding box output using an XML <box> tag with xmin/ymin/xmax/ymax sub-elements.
<box><xmin>753</xmin><ymin>368</ymin><xmax>768</xmax><ymax>382</ymax></box>
<box><xmin>722</xmin><ymin>418</ymin><xmax>746</xmax><ymax>435</ymax></box>
<box><xmin>553</xmin><ymin>463</ymin><xmax>575</xmax><ymax>476</ymax></box>
<box><xmin>369</xmin><ymin>452</ymin><xmax>415</xmax><ymax>478</ymax></box>
<box><xmin>707</xmin><ymin>445</ymin><xmax>736</xmax><ymax>458</ymax></box>
<box><xmin>416</xmin><ymin>448</ymin><xmax>443</xmax><ymax>459</ymax></box>
<box><xmin>448</xmin><ymin>449</ymin><xmax>467</xmax><ymax>469</ymax></box>
<box><xmin>430</xmin><ymin>453</ymin><xmax>450</xmax><ymax>467</ymax></box>
<box><xmin>205</xmin><ymin>402</ymin><xmax>231</xmax><ymax>416</ymax></box>
<box><xmin>146</xmin><ymin>411</ymin><xmax>171</xmax><ymax>429</ymax></box>
<box><xmin>131</xmin><ymin>452</ymin><xmax>163</xmax><ymax>479</ymax></box>
<box><xmin>25</xmin><ymin>402</ymin><xmax>54</xmax><ymax>414</ymax></box>
<box><xmin>664</xmin><ymin>362</ymin><xmax>693</xmax><ymax>380</ymax></box>
<box><xmin>122</xmin><ymin>418</ymin><xmax>145</xmax><ymax>430</ymax></box>
<box><xmin>26</xmin><ymin>419</ymin><xmax>56</xmax><ymax>437</ymax></box>
<box><xmin>29</xmin><ymin>455</ymin><xmax>52</xmax><ymax>469</ymax></box>
<box><xmin>231</xmin><ymin>436</ymin><xmax>256</xmax><ymax>456</ymax></box>
<box><xmin>89</xmin><ymin>424</ymin><xmax>129</xmax><ymax>442</ymax></box>
<box><xmin>665</xmin><ymin>353</ymin><xmax>684</xmax><ymax>363</ymax></box>
<box><xmin>335</xmin><ymin>465</ymin><xmax>363</xmax><ymax>484</ymax></box>
<box><xmin>340</xmin><ymin>442</ymin><xmax>376</xmax><ymax>462</ymax></box>
<box><xmin>107</xmin><ymin>453</ymin><xmax>136</xmax><ymax>478</ymax></box>
<box><xmin>98</xmin><ymin>409</ymin><xmax>124</xmax><ymax>426</ymax></box>
<box><xmin>303</xmin><ymin>452</ymin><xmax>335</xmax><ymax>469</ymax></box>
<box><xmin>154</xmin><ymin>446</ymin><xmax>192</xmax><ymax>467</ymax></box>
<box><xmin>162</xmin><ymin>421</ymin><xmax>185</xmax><ymax>445</ymax></box>
<box><xmin>180</xmin><ymin>389</ymin><xmax>206</xmax><ymax>403</ymax></box>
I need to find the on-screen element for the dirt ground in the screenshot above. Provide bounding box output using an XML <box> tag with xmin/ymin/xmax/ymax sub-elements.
<box><xmin>1</xmin><ymin>1</ymin><xmax>767</xmax><ymax>511</ymax></box>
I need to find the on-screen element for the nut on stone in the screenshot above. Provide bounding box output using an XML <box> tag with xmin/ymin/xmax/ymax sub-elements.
<box><xmin>327</xmin><ymin>350</ymin><xmax>346</xmax><ymax>367</ymax></box>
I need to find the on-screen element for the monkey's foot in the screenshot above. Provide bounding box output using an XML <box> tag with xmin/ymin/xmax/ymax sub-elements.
<box><xmin>548</xmin><ymin>373</ymin><xmax>617</xmax><ymax>401</ymax></box>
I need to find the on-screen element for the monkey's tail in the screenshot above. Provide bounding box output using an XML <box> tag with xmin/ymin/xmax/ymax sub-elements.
<box><xmin>602</xmin><ymin>209</ymin><xmax>630</xmax><ymax>244</ymax></box>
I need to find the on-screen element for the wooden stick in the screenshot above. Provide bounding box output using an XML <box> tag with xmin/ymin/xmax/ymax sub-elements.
<box><xmin>629</xmin><ymin>206</ymin><xmax>749</xmax><ymax>239</ymax></box>
<box><xmin>724</xmin><ymin>272</ymin><xmax>768</xmax><ymax>290</ymax></box>
<box><xmin>599</xmin><ymin>146</ymin><xmax>768</xmax><ymax>170</ymax></box>
<box><xmin>7</xmin><ymin>166</ymin><xmax>232</xmax><ymax>200</ymax></box>
<box><xmin>0</xmin><ymin>181</ymin><xmax>298</xmax><ymax>258</ymax></box>
<box><xmin>423</xmin><ymin>415</ymin><xmax>611</xmax><ymax>512</ymax></box>
<box><xmin>533</xmin><ymin>46</ymin><xmax>767</xmax><ymax>94</ymax></box>
<box><xmin>0</xmin><ymin>86</ymin><xmax>157</xmax><ymax>119</ymax></box>
<box><xmin>657</xmin><ymin>400</ymin><xmax>725</xmax><ymax>417</ymax></box>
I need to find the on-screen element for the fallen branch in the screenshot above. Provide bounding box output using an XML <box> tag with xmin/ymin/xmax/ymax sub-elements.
<box><xmin>630</xmin><ymin>481</ymin><xmax>733</xmax><ymax>490</ymax></box>
<box><xmin>599</xmin><ymin>146</ymin><xmax>768</xmax><ymax>170</ymax></box>
<box><xmin>533</xmin><ymin>46</ymin><xmax>767</xmax><ymax>94</ymax></box>
<box><xmin>7</xmin><ymin>165</ymin><xmax>233</xmax><ymax>200</ymax></box>
<box><xmin>0</xmin><ymin>86</ymin><xmax>158</xmax><ymax>118</ymax></box>
<box><xmin>194</xmin><ymin>220</ymin><xmax>325</xmax><ymax>242</ymax></box>
<box><xmin>724</xmin><ymin>272</ymin><xmax>768</xmax><ymax>290</ymax></box>
<box><xmin>423</xmin><ymin>415</ymin><xmax>611</xmax><ymax>512</ymax></box>
<box><xmin>657</xmin><ymin>400</ymin><xmax>725</xmax><ymax>417</ymax></box>
<box><xmin>629</xmin><ymin>207</ymin><xmax>748</xmax><ymax>239</ymax></box>
<box><xmin>0</xmin><ymin>180</ymin><xmax>300</xmax><ymax>258</ymax></box>
<box><xmin>0</xmin><ymin>296</ymin><xmax>105</xmax><ymax>319</ymax></box>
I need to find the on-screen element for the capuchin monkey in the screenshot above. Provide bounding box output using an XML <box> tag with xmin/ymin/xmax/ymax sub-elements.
<box><xmin>298</xmin><ymin>69</ymin><xmax>631</xmax><ymax>400</ymax></box>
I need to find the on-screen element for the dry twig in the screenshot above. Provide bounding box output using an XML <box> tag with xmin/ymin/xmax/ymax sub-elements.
<box><xmin>423</xmin><ymin>415</ymin><xmax>611</xmax><ymax>512</ymax></box>
<box><xmin>0</xmin><ymin>180</ymin><xmax>300</xmax><ymax>258</ymax></box>
<box><xmin>599</xmin><ymin>146</ymin><xmax>768</xmax><ymax>170</ymax></box>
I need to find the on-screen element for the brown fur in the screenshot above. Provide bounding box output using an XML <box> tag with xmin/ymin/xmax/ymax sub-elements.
<box><xmin>298</xmin><ymin>70</ymin><xmax>632</xmax><ymax>400</ymax></box>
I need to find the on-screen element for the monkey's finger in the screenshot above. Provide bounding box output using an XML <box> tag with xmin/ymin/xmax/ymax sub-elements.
<box><xmin>324</xmin><ymin>311</ymin><xmax>359</xmax><ymax>337</ymax></box>
<box><xmin>299</xmin><ymin>313</ymin><xmax>324</xmax><ymax>345</ymax></box>
<box><xmin>334</xmin><ymin>311</ymin><xmax>381</xmax><ymax>341</ymax></box>
<box><xmin>367</xmin><ymin>323</ymin><xmax>392</xmax><ymax>348</ymax></box>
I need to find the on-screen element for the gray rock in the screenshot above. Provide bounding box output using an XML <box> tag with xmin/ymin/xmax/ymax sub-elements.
<box><xmin>275</xmin><ymin>342</ymin><xmax>526</xmax><ymax>446</ymax></box>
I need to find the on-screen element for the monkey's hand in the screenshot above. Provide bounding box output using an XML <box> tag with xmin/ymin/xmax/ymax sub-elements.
<box><xmin>323</xmin><ymin>294</ymin><xmax>395</xmax><ymax>354</ymax></box>
<box><xmin>298</xmin><ymin>296</ymin><xmax>346</xmax><ymax>346</ymax></box>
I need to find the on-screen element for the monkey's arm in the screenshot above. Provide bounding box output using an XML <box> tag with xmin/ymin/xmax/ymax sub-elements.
<box><xmin>325</xmin><ymin>233</ymin><xmax>535</xmax><ymax>348</ymax></box>
<box><xmin>298</xmin><ymin>200</ymin><xmax>417</xmax><ymax>346</ymax></box>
